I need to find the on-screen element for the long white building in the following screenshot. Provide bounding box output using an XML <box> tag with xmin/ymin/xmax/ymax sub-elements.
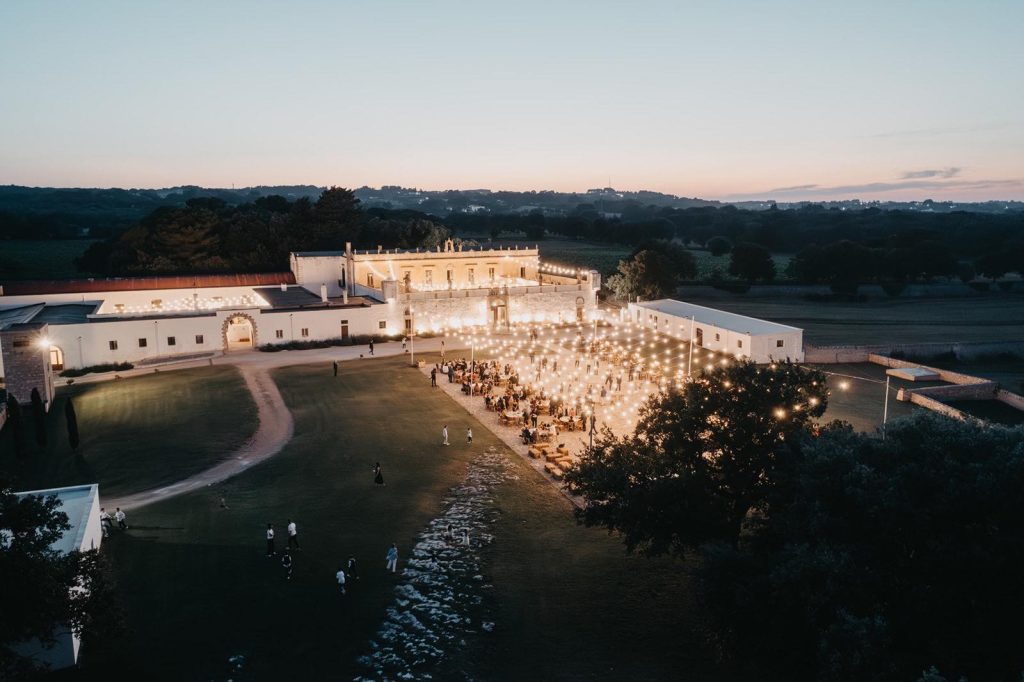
<box><xmin>0</xmin><ymin>241</ymin><xmax>599</xmax><ymax>399</ymax></box>
<box><xmin>627</xmin><ymin>299</ymin><xmax>804</xmax><ymax>363</ymax></box>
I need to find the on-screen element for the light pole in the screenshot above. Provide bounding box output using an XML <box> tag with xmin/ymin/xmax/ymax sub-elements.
<box><xmin>686</xmin><ymin>315</ymin><xmax>695</xmax><ymax>378</ymax></box>
<box><xmin>154</xmin><ymin>321</ymin><xmax>159</xmax><ymax>356</ymax></box>
<box><xmin>77</xmin><ymin>336</ymin><xmax>83</xmax><ymax>368</ymax></box>
<box><xmin>289</xmin><ymin>313</ymin><xmax>294</xmax><ymax>340</ymax></box>
<box><xmin>824</xmin><ymin>370</ymin><xmax>896</xmax><ymax>440</ymax></box>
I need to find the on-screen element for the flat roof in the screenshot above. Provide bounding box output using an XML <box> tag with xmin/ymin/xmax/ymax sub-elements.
<box><xmin>292</xmin><ymin>250</ymin><xmax>344</xmax><ymax>257</ymax></box>
<box><xmin>31</xmin><ymin>303</ymin><xmax>100</xmax><ymax>325</ymax></box>
<box><xmin>15</xmin><ymin>484</ymin><xmax>98</xmax><ymax>555</ymax></box>
<box><xmin>635</xmin><ymin>299</ymin><xmax>802</xmax><ymax>336</ymax></box>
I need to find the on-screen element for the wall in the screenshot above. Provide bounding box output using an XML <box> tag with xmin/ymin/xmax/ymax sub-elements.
<box><xmin>997</xmin><ymin>389</ymin><xmax>1024</xmax><ymax>411</ymax></box>
<box><xmin>625</xmin><ymin>302</ymin><xmax>803</xmax><ymax>363</ymax></box>
<box><xmin>0</xmin><ymin>325</ymin><xmax>54</xmax><ymax>407</ymax></box>
<box><xmin>290</xmin><ymin>254</ymin><xmax>344</xmax><ymax>297</ymax></box>
<box><xmin>0</xmin><ymin>284</ymin><xmax>276</xmax><ymax>314</ymax></box>
<box><xmin>256</xmin><ymin>303</ymin><xmax>395</xmax><ymax>343</ymax></box>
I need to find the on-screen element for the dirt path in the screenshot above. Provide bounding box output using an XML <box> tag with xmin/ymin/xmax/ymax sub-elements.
<box><xmin>100</xmin><ymin>338</ymin><xmax>451</xmax><ymax>511</ymax></box>
<box><xmin>102</xmin><ymin>366</ymin><xmax>293</xmax><ymax>510</ymax></box>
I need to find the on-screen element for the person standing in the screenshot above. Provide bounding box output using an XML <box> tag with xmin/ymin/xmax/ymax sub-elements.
<box><xmin>287</xmin><ymin>519</ymin><xmax>300</xmax><ymax>550</ymax></box>
<box><xmin>114</xmin><ymin>507</ymin><xmax>128</xmax><ymax>530</ymax></box>
<box><xmin>333</xmin><ymin>360</ymin><xmax>338</xmax><ymax>377</ymax></box>
<box><xmin>336</xmin><ymin>565</ymin><xmax>347</xmax><ymax>595</ymax></box>
<box><xmin>99</xmin><ymin>508</ymin><xmax>111</xmax><ymax>538</ymax></box>
<box><xmin>281</xmin><ymin>550</ymin><xmax>293</xmax><ymax>580</ymax></box>
<box><xmin>347</xmin><ymin>556</ymin><xmax>359</xmax><ymax>581</ymax></box>
<box><xmin>462</xmin><ymin>529</ymin><xmax>470</xmax><ymax>546</ymax></box>
<box><xmin>369</xmin><ymin>338</ymin><xmax>374</xmax><ymax>356</ymax></box>
<box><xmin>431</xmin><ymin>367</ymin><xmax>437</xmax><ymax>387</ymax></box>
<box><xmin>373</xmin><ymin>462</ymin><xmax>385</xmax><ymax>486</ymax></box>
<box><xmin>266</xmin><ymin>523</ymin><xmax>276</xmax><ymax>557</ymax></box>
<box><xmin>385</xmin><ymin>543</ymin><xmax>399</xmax><ymax>573</ymax></box>
<box><xmin>466</xmin><ymin>427</ymin><xmax>473</xmax><ymax>445</ymax></box>
<box><xmin>448</xmin><ymin>365</ymin><xmax>454</xmax><ymax>383</ymax></box>
<box><xmin>442</xmin><ymin>424</ymin><xmax>449</xmax><ymax>446</ymax></box>
<box><xmin>402</xmin><ymin>336</ymin><xmax>408</xmax><ymax>351</ymax></box>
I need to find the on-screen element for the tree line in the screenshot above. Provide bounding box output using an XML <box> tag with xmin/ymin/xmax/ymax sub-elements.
<box><xmin>76</xmin><ymin>188</ymin><xmax>454</xmax><ymax>276</ymax></box>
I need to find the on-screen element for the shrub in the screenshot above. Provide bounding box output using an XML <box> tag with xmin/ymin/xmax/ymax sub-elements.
<box><xmin>60</xmin><ymin>362</ymin><xmax>134</xmax><ymax>378</ymax></box>
<box><xmin>258</xmin><ymin>334</ymin><xmax>398</xmax><ymax>353</ymax></box>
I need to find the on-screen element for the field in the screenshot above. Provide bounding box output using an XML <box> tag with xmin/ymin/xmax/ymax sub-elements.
<box><xmin>0</xmin><ymin>366</ymin><xmax>257</xmax><ymax>497</ymax></box>
<box><xmin>67</xmin><ymin>357</ymin><xmax>736</xmax><ymax>680</ymax></box>
<box><xmin>0</xmin><ymin>239</ymin><xmax>97</xmax><ymax>280</ymax></box>
<box><xmin>688</xmin><ymin>249</ymin><xmax>792</xmax><ymax>280</ymax></box>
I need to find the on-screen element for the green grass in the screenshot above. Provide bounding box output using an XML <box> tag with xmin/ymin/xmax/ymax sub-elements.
<box><xmin>681</xmin><ymin>291</ymin><xmax>1024</xmax><ymax>350</ymax></box>
<box><xmin>0</xmin><ymin>239</ymin><xmax>97</xmax><ymax>280</ymax></box>
<box><xmin>810</xmin><ymin>363</ymin><xmax>933</xmax><ymax>434</ymax></box>
<box><xmin>0</xmin><ymin>366</ymin><xmax>257</xmax><ymax>497</ymax></box>
<box><xmin>66</xmin><ymin>357</ymin><xmax>729</xmax><ymax>680</ymax></box>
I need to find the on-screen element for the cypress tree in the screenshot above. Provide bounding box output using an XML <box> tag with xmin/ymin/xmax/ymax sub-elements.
<box><xmin>30</xmin><ymin>387</ymin><xmax>47</xmax><ymax>448</ymax></box>
<box><xmin>65</xmin><ymin>398</ymin><xmax>80</xmax><ymax>452</ymax></box>
<box><xmin>6</xmin><ymin>394</ymin><xmax>26</xmax><ymax>457</ymax></box>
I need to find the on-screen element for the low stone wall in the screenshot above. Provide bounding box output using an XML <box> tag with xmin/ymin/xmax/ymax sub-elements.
<box><xmin>907</xmin><ymin>392</ymin><xmax>969</xmax><ymax>420</ymax></box>
<box><xmin>868</xmin><ymin>354</ymin><xmax>990</xmax><ymax>387</ymax></box>
<box><xmin>997</xmin><ymin>389</ymin><xmax>1024</xmax><ymax>411</ymax></box>
<box><xmin>899</xmin><ymin>382</ymin><xmax>998</xmax><ymax>402</ymax></box>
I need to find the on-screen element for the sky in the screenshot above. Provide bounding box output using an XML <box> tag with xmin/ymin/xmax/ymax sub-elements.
<box><xmin>1</xmin><ymin>0</ymin><xmax>1022</xmax><ymax>202</ymax></box>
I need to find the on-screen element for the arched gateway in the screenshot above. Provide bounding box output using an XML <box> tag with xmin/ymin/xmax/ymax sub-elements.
<box><xmin>222</xmin><ymin>313</ymin><xmax>257</xmax><ymax>351</ymax></box>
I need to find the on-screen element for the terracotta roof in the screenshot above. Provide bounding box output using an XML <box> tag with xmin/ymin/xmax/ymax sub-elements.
<box><xmin>1</xmin><ymin>272</ymin><xmax>296</xmax><ymax>296</ymax></box>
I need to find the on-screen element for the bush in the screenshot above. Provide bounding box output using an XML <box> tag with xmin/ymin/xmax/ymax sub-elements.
<box><xmin>60</xmin><ymin>362</ymin><xmax>134</xmax><ymax>378</ymax></box>
<box><xmin>259</xmin><ymin>334</ymin><xmax>397</xmax><ymax>353</ymax></box>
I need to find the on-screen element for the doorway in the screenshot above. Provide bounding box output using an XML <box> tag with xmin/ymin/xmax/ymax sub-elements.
<box><xmin>49</xmin><ymin>346</ymin><xmax>65</xmax><ymax>371</ymax></box>
<box><xmin>225</xmin><ymin>316</ymin><xmax>255</xmax><ymax>350</ymax></box>
<box><xmin>695</xmin><ymin>327</ymin><xmax>704</xmax><ymax>347</ymax></box>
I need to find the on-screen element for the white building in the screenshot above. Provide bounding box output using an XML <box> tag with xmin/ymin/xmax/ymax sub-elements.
<box><xmin>11</xmin><ymin>484</ymin><xmax>103</xmax><ymax>671</ymax></box>
<box><xmin>0</xmin><ymin>241</ymin><xmax>599</xmax><ymax>383</ymax></box>
<box><xmin>627</xmin><ymin>299</ymin><xmax>804</xmax><ymax>363</ymax></box>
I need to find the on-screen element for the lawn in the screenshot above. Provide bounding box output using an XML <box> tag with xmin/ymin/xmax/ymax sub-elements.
<box><xmin>681</xmin><ymin>289</ymin><xmax>1024</xmax><ymax>351</ymax></box>
<box><xmin>70</xmin><ymin>357</ymin><xmax>732</xmax><ymax>680</ymax></box>
<box><xmin>811</xmin><ymin>362</ymin><xmax>934</xmax><ymax>434</ymax></box>
<box><xmin>0</xmin><ymin>366</ymin><xmax>257</xmax><ymax>497</ymax></box>
<box><xmin>0</xmin><ymin>239</ymin><xmax>97</xmax><ymax>280</ymax></box>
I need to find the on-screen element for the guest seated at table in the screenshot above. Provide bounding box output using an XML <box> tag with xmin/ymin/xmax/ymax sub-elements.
<box><xmin>521</xmin><ymin>426</ymin><xmax>534</xmax><ymax>444</ymax></box>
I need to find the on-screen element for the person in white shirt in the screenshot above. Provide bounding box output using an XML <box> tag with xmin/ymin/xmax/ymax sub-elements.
<box><xmin>114</xmin><ymin>507</ymin><xmax>127</xmax><ymax>530</ymax></box>
<box><xmin>266</xmin><ymin>523</ymin><xmax>275</xmax><ymax>557</ymax></box>
<box><xmin>442</xmin><ymin>425</ymin><xmax>449</xmax><ymax>446</ymax></box>
<box><xmin>385</xmin><ymin>544</ymin><xmax>399</xmax><ymax>573</ymax></box>
<box><xmin>466</xmin><ymin>427</ymin><xmax>473</xmax><ymax>445</ymax></box>
<box><xmin>287</xmin><ymin>519</ymin><xmax>299</xmax><ymax>550</ymax></box>
<box><xmin>99</xmin><ymin>508</ymin><xmax>111</xmax><ymax>538</ymax></box>
<box><xmin>336</xmin><ymin>566</ymin><xmax>346</xmax><ymax>595</ymax></box>
<box><xmin>281</xmin><ymin>550</ymin><xmax>293</xmax><ymax>580</ymax></box>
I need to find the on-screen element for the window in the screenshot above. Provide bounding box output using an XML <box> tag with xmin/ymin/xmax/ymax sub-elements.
<box><xmin>167</xmin><ymin>336</ymin><xmax>176</xmax><ymax>346</ymax></box>
<box><xmin>715</xmin><ymin>333</ymin><xmax>721</xmax><ymax>342</ymax></box>
<box><xmin>276</xmin><ymin>330</ymin><xmax>284</xmax><ymax>339</ymax></box>
<box><xmin>379</xmin><ymin>320</ymin><xmax>387</xmax><ymax>329</ymax></box>
<box><xmin>109</xmin><ymin>340</ymin><xmax>118</xmax><ymax>351</ymax></box>
<box><xmin>367</xmin><ymin>273</ymin><xmax>375</xmax><ymax>288</ymax></box>
<box><xmin>520</xmin><ymin>266</ymin><xmax>526</xmax><ymax>279</ymax></box>
<box><xmin>488</xmin><ymin>267</ymin><xmax>495</xmax><ymax>281</ymax></box>
<box><xmin>151</xmin><ymin>299</ymin><xmax>163</xmax><ymax>309</ymax></box>
<box><xmin>195</xmin><ymin>334</ymin><xmax>204</xmax><ymax>344</ymax></box>
<box><xmin>446</xmin><ymin>269</ymin><xmax>453</xmax><ymax>283</ymax></box>
<box><xmin>138</xmin><ymin>338</ymin><xmax>148</xmax><ymax>348</ymax></box>
<box><xmin>776</xmin><ymin>339</ymin><xmax>784</xmax><ymax>347</ymax></box>
<box><xmin>404</xmin><ymin>318</ymin><xmax>412</xmax><ymax>332</ymax></box>
<box><xmin>424</xmin><ymin>270</ymin><xmax>433</xmax><ymax>286</ymax></box>
<box><xmin>737</xmin><ymin>339</ymin><xmax>743</xmax><ymax>348</ymax></box>
<box><xmin>468</xmin><ymin>268</ymin><xmax>475</xmax><ymax>284</ymax></box>
<box><xmin>12</xmin><ymin>339</ymin><xmax>28</xmax><ymax>348</ymax></box>
<box><xmin>301</xmin><ymin>328</ymin><xmax>309</xmax><ymax>337</ymax></box>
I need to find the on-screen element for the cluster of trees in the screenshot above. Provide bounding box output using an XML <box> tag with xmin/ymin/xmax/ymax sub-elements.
<box><xmin>76</xmin><ymin>189</ymin><xmax>453</xmax><ymax>276</ymax></box>
<box><xmin>605</xmin><ymin>240</ymin><xmax>697</xmax><ymax>300</ymax></box>
<box><xmin>566</xmin><ymin>361</ymin><xmax>1024</xmax><ymax>680</ymax></box>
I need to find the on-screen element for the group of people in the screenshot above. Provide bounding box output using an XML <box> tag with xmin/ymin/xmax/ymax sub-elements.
<box><xmin>99</xmin><ymin>507</ymin><xmax>128</xmax><ymax>537</ymax></box>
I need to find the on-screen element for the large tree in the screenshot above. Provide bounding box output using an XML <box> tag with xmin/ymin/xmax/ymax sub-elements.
<box><xmin>605</xmin><ymin>249</ymin><xmax>679</xmax><ymax>301</ymax></box>
<box><xmin>565</xmin><ymin>360</ymin><xmax>829</xmax><ymax>554</ymax></box>
<box><xmin>0</xmin><ymin>487</ymin><xmax>121</xmax><ymax>676</ymax></box>
<box><xmin>702</xmin><ymin>416</ymin><xmax>1024</xmax><ymax>680</ymax></box>
<box><xmin>728</xmin><ymin>242</ymin><xmax>775</xmax><ymax>282</ymax></box>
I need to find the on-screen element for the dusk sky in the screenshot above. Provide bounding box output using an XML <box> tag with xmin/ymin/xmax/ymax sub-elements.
<box><xmin>1</xmin><ymin>0</ymin><xmax>1021</xmax><ymax>201</ymax></box>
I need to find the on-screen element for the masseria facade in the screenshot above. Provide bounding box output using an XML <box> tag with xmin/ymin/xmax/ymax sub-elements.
<box><xmin>0</xmin><ymin>241</ymin><xmax>599</xmax><ymax>390</ymax></box>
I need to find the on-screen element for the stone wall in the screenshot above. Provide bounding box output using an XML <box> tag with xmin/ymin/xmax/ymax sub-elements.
<box><xmin>0</xmin><ymin>325</ymin><xmax>54</xmax><ymax>410</ymax></box>
<box><xmin>997</xmin><ymin>389</ymin><xmax>1024</xmax><ymax>411</ymax></box>
<box><xmin>907</xmin><ymin>392</ymin><xmax>969</xmax><ymax>420</ymax></box>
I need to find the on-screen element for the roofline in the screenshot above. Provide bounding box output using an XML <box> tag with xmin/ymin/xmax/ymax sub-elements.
<box><xmin>634</xmin><ymin>298</ymin><xmax>804</xmax><ymax>334</ymax></box>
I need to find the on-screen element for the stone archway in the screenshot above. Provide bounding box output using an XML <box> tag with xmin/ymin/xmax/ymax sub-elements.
<box><xmin>222</xmin><ymin>312</ymin><xmax>258</xmax><ymax>351</ymax></box>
